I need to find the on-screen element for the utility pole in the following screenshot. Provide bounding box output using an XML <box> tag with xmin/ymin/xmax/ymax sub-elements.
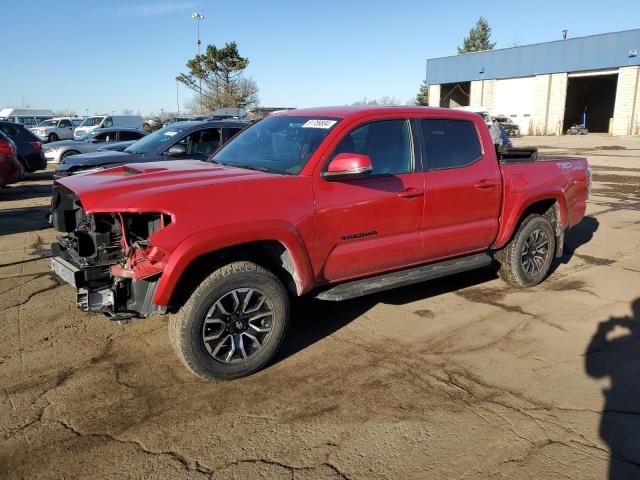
<box><xmin>192</xmin><ymin>11</ymin><xmax>205</xmax><ymax>113</ymax></box>
<box><xmin>176</xmin><ymin>79</ymin><xmax>180</xmax><ymax>115</ymax></box>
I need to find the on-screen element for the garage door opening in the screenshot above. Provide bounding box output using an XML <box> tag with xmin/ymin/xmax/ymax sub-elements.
<box><xmin>563</xmin><ymin>73</ymin><xmax>618</xmax><ymax>133</ymax></box>
<box><xmin>439</xmin><ymin>82</ymin><xmax>470</xmax><ymax>108</ymax></box>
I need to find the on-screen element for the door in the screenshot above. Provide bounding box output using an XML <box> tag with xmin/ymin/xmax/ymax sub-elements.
<box><xmin>419</xmin><ymin>118</ymin><xmax>501</xmax><ymax>260</ymax></box>
<box><xmin>314</xmin><ymin>119</ymin><xmax>425</xmax><ymax>282</ymax></box>
<box><xmin>58</xmin><ymin>119</ymin><xmax>73</xmax><ymax>139</ymax></box>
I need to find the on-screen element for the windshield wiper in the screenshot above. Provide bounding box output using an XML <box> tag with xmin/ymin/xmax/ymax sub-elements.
<box><xmin>226</xmin><ymin>163</ymin><xmax>276</xmax><ymax>174</ymax></box>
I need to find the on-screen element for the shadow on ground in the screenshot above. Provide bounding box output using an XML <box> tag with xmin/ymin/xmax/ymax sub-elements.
<box><xmin>0</xmin><ymin>205</ymin><xmax>51</xmax><ymax>236</ymax></box>
<box><xmin>279</xmin><ymin>216</ymin><xmax>599</xmax><ymax>365</ymax></box>
<box><xmin>585</xmin><ymin>298</ymin><xmax>640</xmax><ymax>480</ymax></box>
<box><xmin>279</xmin><ymin>266</ymin><xmax>499</xmax><ymax>363</ymax></box>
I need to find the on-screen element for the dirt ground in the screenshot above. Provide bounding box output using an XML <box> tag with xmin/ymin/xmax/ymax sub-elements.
<box><xmin>1</xmin><ymin>136</ymin><xmax>639</xmax><ymax>480</ymax></box>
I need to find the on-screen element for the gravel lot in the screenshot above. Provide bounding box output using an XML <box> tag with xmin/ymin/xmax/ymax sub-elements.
<box><xmin>1</xmin><ymin>135</ymin><xmax>639</xmax><ymax>479</ymax></box>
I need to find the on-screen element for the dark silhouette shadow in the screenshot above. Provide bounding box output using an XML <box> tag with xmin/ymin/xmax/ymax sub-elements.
<box><xmin>25</xmin><ymin>170</ymin><xmax>54</xmax><ymax>181</ymax></box>
<box><xmin>0</xmin><ymin>182</ymin><xmax>53</xmax><ymax>202</ymax></box>
<box><xmin>585</xmin><ymin>298</ymin><xmax>640</xmax><ymax>479</ymax></box>
<box><xmin>277</xmin><ymin>265</ymin><xmax>499</xmax><ymax>361</ymax></box>
<box><xmin>0</xmin><ymin>205</ymin><xmax>51</xmax><ymax>236</ymax></box>
<box><xmin>549</xmin><ymin>215</ymin><xmax>599</xmax><ymax>274</ymax></box>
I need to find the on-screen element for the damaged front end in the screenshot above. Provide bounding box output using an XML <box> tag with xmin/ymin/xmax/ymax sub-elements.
<box><xmin>50</xmin><ymin>184</ymin><xmax>170</xmax><ymax>321</ymax></box>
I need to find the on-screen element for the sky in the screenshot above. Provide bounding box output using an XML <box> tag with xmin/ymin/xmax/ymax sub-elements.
<box><xmin>1</xmin><ymin>0</ymin><xmax>638</xmax><ymax>116</ymax></box>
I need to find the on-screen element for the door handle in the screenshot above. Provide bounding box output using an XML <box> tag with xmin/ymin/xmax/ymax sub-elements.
<box><xmin>397</xmin><ymin>187</ymin><xmax>424</xmax><ymax>199</ymax></box>
<box><xmin>474</xmin><ymin>179</ymin><xmax>497</xmax><ymax>189</ymax></box>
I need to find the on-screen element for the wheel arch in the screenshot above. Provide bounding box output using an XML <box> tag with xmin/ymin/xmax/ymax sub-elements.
<box><xmin>154</xmin><ymin>225</ymin><xmax>315</xmax><ymax>309</ymax></box>
<box><xmin>493</xmin><ymin>195</ymin><xmax>568</xmax><ymax>253</ymax></box>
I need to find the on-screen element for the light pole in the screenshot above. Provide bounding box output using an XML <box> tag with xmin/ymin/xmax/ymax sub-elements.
<box><xmin>192</xmin><ymin>11</ymin><xmax>204</xmax><ymax>113</ymax></box>
<box><xmin>176</xmin><ymin>79</ymin><xmax>180</xmax><ymax>115</ymax></box>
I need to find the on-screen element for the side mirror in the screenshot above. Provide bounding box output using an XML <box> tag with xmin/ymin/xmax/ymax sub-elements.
<box><xmin>166</xmin><ymin>144</ymin><xmax>187</xmax><ymax>157</ymax></box>
<box><xmin>322</xmin><ymin>153</ymin><xmax>373</xmax><ymax>181</ymax></box>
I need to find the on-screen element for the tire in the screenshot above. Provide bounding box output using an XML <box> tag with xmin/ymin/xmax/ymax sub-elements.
<box><xmin>168</xmin><ymin>261</ymin><xmax>290</xmax><ymax>380</ymax></box>
<box><xmin>60</xmin><ymin>150</ymin><xmax>80</xmax><ymax>162</ymax></box>
<box><xmin>48</xmin><ymin>133</ymin><xmax>59</xmax><ymax>142</ymax></box>
<box><xmin>497</xmin><ymin>214</ymin><xmax>556</xmax><ymax>288</ymax></box>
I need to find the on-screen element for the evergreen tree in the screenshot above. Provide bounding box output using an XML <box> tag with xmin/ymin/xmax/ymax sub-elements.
<box><xmin>177</xmin><ymin>41</ymin><xmax>259</xmax><ymax>113</ymax></box>
<box><xmin>416</xmin><ymin>81</ymin><xmax>429</xmax><ymax>105</ymax></box>
<box><xmin>457</xmin><ymin>17</ymin><xmax>496</xmax><ymax>54</ymax></box>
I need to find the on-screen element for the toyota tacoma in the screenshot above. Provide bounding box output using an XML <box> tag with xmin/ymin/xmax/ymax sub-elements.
<box><xmin>50</xmin><ymin>106</ymin><xmax>591</xmax><ymax>380</ymax></box>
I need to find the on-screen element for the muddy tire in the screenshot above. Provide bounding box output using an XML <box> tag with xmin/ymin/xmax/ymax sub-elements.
<box><xmin>497</xmin><ymin>214</ymin><xmax>556</xmax><ymax>288</ymax></box>
<box><xmin>168</xmin><ymin>261</ymin><xmax>289</xmax><ymax>380</ymax></box>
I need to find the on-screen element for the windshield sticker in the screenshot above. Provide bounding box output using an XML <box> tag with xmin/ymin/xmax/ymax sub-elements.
<box><xmin>164</xmin><ymin>131</ymin><xmax>178</xmax><ymax>137</ymax></box>
<box><xmin>302</xmin><ymin>119</ymin><xmax>337</xmax><ymax>129</ymax></box>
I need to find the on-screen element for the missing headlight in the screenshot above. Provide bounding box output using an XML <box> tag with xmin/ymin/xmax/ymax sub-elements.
<box><xmin>123</xmin><ymin>213</ymin><xmax>172</xmax><ymax>243</ymax></box>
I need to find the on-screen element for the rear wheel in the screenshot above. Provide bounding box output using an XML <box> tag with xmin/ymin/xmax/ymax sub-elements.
<box><xmin>48</xmin><ymin>133</ymin><xmax>59</xmax><ymax>142</ymax></box>
<box><xmin>168</xmin><ymin>261</ymin><xmax>290</xmax><ymax>380</ymax></box>
<box><xmin>497</xmin><ymin>214</ymin><xmax>556</xmax><ymax>287</ymax></box>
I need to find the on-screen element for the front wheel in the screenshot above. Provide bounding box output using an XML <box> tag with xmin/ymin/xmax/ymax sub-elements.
<box><xmin>169</xmin><ymin>261</ymin><xmax>290</xmax><ymax>380</ymax></box>
<box><xmin>497</xmin><ymin>214</ymin><xmax>556</xmax><ymax>287</ymax></box>
<box><xmin>48</xmin><ymin>133</ymin><xmax>59</xmax><ymax>142</ymax></box>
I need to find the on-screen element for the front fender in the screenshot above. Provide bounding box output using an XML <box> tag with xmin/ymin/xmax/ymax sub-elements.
<box><xmin>153</xmin><ymin>220</ymin><xmax>315</xmax><ymax>306</ymax></box>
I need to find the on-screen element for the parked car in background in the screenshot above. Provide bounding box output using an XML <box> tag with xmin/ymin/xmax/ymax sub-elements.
<box><xmin>0</xmin><ymin>131</ymin><xmax>24</xmax><ymax>187</ymax></box>
<box><xmin>162</xmin><ymin>116</ymin><xmax>191</xmax><ymax>127</ymax></box>
<box><xmin>32</xmin><ymin>117</ymin><xmax>83</xmax><ymax>142</ymax></box>
<box><xmin>0</xmin><ymin>120</ymin><xmax>47</xmax><ymax>172</ymax></box>
<box><xmin>493</xmin><ymin>115</ymin><xmax>521</xmax><ymax>137</ymax></box>
<box><xmin>54</xmin><ymin>120</ymin><xmax>248</xmax><ymax>177</ymax></box>
<box><xmin>74</xmin><ymin>115</ymin><xmax>144</xmax><ymax>139</ymax></box>
<box><xmin>0</xmin><ymin>108</ymin><xmax>54</xmax><ymax>128</ymax></box>
<box><xmin>44</xmin><ymin>128</ymin><xmax>147</xmax><ymax>164</ymax></box>
<box><xmin>96</xmin><ymin>137</ymin><xmax>147</xmax><ymax>153</ymax></box>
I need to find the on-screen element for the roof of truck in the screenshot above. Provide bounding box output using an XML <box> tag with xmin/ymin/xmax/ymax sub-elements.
<box><xmin>271</xmin><ymin>105</ymin><xmax>468</xmax><ymax>119</ymax></box>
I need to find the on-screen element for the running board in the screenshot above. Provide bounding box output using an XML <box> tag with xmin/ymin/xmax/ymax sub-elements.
<box><xmin>315</xmin><ymin>253</ymin><xmax>493</xmax><ymax>301</ymax></box>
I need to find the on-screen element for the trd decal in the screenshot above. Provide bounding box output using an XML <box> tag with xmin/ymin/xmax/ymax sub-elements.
<box><xmin>339</xmin><ymin>231</ymin><xmax>378</xmax><ymax>241</ymax></box>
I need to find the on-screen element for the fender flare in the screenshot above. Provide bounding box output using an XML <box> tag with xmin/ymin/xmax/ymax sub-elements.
<box><xmin>492</xmin><ymin>191</ymin><xmax>569</xmax><ymax>250</ymax></box>
<box><xmin>153</xmin><ymin>220</ymin><xmax>315</xmax><ymax>306</ymax></box>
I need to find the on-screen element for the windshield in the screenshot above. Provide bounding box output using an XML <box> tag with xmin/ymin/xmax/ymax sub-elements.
<box><xmin>79</xmin><ymin>116</ymin><xmax>105</xmax><ymax>128</ymax></box>
<box><xmin>212</xmin><ymin>116</ymin><xmax>340</xmax><ymax>174</ymax></box>
<box><xmin>124</xmin><ymin>124</ymin><xmax>191</xmax><ymax>154</ymax></box>
<box><xmin>38</xmin><ymin>119</ymin><xmax>57</xmax><ymax>127</ymax></box>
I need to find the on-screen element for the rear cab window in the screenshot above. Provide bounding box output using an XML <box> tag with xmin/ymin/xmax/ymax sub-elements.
<box><xmin>420</xmin><ymin>119</ymin><xmax>482</xmax><ymax>170</ymax></box>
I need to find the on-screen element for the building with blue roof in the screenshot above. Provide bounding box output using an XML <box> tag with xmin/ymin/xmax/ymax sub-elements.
<box><xmin>425</xmin><ymin>29</ymin><xmax>640</xmax><ymax>135</ymax></box>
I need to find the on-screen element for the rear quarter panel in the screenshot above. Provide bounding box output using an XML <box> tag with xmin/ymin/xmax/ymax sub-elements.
<box><xmin>493</xmin><ymin>157</ymin><xmax>588</xmax><ymax>249</ymax></box>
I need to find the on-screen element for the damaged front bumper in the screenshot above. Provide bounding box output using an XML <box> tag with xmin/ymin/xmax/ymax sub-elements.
<box><xmin>50</xmin><ymin>184</ymin><xmax>169</xmax><ymax>321</ymax></box>
<box><xmin>51</xmin><ymin>243</ymin><xmax>167</xmax><ymax>320</ymax></box>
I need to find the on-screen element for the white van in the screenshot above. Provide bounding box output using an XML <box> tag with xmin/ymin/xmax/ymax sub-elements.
<box><xmin>0</xmin><ymin>108</ymin><xmax>55</xmax><ymax>128</ymax></box>
<box><xmin>74</xmin><ymin>115</ymin><xmax>144</xmax><ymax>139</ymax></box>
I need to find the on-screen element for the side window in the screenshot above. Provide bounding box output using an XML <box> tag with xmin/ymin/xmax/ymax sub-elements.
<box><xmin>93</xmin><ymin>132</ymin><xmax>114</xmax><ymax>142</ymax></box>
<box><xmin>332</xmin><ymin>119</ymin><xmax>412</xmax><ymax>176</ymax></box>
<box><xmin>119</xmin><ymin>131</ymin><xmax>144</xmax><ymax>141</ymax></box>
<box><xmin>421</xmin><ymin>119</ymin><xmax>482</xmax><ymax>170</ymax></box>
<box><xmin>19</xmin><ymin>117</ymin><xmax>37</xmax><ymax>126</ymax></box>
<box><xmin>177</xmin><ymin>128</ymin><xmax>221</xmax><ymax>156</ymax></box>
<box><xmin>102</xmin><ymin>117</ymin><xmax>113</xmax><ymax>128</ymax></box>
<box><xmin>59</xmin><ymin>120</ymin><xmax>72</xmax><ymax>128</ymax></box>
<box><xmin>0</xmin><ymin>124</ymin><xmax>20</xmax><ymax>139</ymax></box>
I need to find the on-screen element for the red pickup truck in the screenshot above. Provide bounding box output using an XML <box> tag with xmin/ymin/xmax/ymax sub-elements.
<box><xmin>50</xmin><ymin>106</ymin><xmax>590</xmax><ymax>380</ymax></box>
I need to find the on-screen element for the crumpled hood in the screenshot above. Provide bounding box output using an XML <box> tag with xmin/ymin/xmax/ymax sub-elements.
<box><xmin>57</xmin><ymin>160</ymin><xmax>275</xmax><ymax>212</ymax></box>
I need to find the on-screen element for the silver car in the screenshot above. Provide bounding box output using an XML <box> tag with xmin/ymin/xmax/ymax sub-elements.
<box><xmin>44</xmin><ymin>128</ymin><xmax>147</xmax><ymax>163</ymax></box>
